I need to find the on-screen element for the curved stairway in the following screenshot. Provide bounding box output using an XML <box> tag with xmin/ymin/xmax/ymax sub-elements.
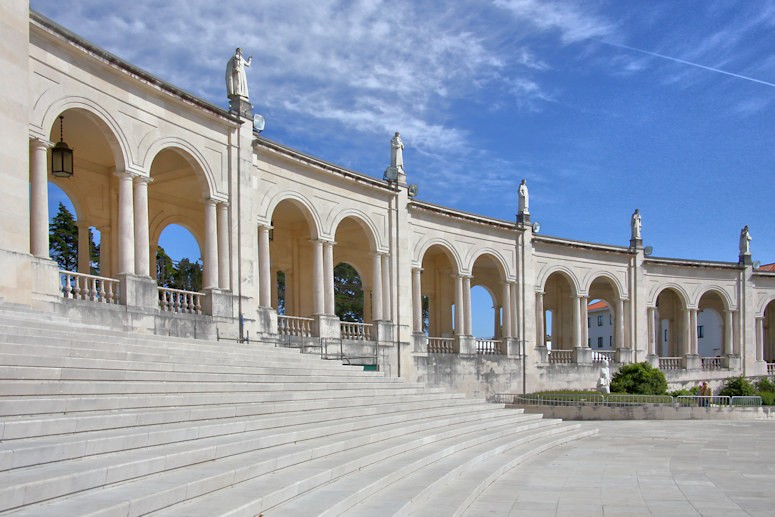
<box><xmin>0</xmin><ymin>307</ymin><xmax>596</xmax><ymax>516</ymax></box>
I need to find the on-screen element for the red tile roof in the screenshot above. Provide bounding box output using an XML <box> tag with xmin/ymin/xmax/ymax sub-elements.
<box><xmin>587</xmin><ymin>300</ymin><xmax>609</xmax><ymax>311</ymax></box>
<box><xmin>758</xmin><ymin>263</ymin><xmax>775</xmax><ymax>271</ymax></box>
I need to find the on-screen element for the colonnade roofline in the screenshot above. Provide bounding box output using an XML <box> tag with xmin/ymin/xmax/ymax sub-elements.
<box><xmin>532</xmin><ymin>234</ymin><xmax>631</xmax><ymax>254</ymax></box>
<box><xmin>409</xmin><ymin>200</ymin><xmax>517</xmax><ymax>231</ymax></box>
<box><xmin>254</xmin><ymin>136</ymin><xmax>395</xmax><ymax>193</ymax></box>
<box><xmin>30</xmin><ymin>11</ymin><xmax>242</xmax><ymax>127</ymax></box>
<box><xmin>644</xmin><ymin>257</ymin><xmax>741</xmax><ymax>269</ymax></box>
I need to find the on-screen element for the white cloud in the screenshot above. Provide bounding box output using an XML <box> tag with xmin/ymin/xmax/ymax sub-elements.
<box><xmin>493</xmin><ymin>0</ymin><xmax>614</xmax><ymax>43</ymax></box>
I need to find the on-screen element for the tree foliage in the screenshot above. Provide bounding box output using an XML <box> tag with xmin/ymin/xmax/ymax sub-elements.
<box><xmin>49</xmin><ymin>202</ymin><xmax>99</xmax><ymax>274</ymax></box>
<box><xmin>155</xmin><ymin>246</ymin><xmax>202</xmax><ymax>292</ymax></box>
<box><xmin>718</xmin><ymin>376</ymin><xmax>755</xmax><ymax>397</ymax></box>
<box><xmin>334</xmin><ymin>263</ymin><xmax>363</xmax><ymax>322</ymax></box>
<box><xmin>610</xmin><ymin>362</ymin><xmax>668</xmax><ymax>395</ymax></box>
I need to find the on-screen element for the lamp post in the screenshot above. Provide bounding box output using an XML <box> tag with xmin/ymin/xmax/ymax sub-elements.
<box><xmin>51</xmin><ymin>115</ymin><xmax>73</xmax><ymax>178</ymax></box>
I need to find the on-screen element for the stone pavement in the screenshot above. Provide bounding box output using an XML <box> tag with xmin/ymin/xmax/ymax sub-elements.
<box><xmin>463</xmin><ymin>420</ymin><xmax>775</xmax><ymax>517</ymax></box>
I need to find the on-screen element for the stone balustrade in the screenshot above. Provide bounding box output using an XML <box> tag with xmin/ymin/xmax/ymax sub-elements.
<box><xmin>701</xmin><ymin>357</ymin><xmax>723</xmax><ymax>370</ymax></box>
<box><xmin>659</xmin><ymin>357</ymin><xmax>682</xmax><ymax>370</ymax></box>
<box><xmin>60</xmin><ymin>270</ymin><xmax>120</xmax><ymax>304</ymax></box>
<box><xmin>277</xmin><ymin>315</ymin><xmax>313</xmax><ymax>337</ymax></box>
<box><xmin>476</xmin><ymin>339</ymin><xmax>503</xmax><ymax>355</ymax></box>
<box><xmin>340</xmin><ymin>321</ymin><xmax>373</xmax><ymax>341</ymax></box>
<box><xmin>548</xmin><ymin>350</ymin><xmax>573</xmax><ymax>364</ymax></box>
<box><xmin>158</xmin><ymin>287</ymin><xmax>202</xmax><ymax>314</ymax></box>
<box><xmin>427</xmin><ymin>337</ymin><xmax>454</xmax><ymax>354</ymax></box>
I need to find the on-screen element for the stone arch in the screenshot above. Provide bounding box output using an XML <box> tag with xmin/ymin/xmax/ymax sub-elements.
<box><xmin>757</xmin><ymin>295</ymin><xmax>775</xmax><ymax>318</ymax></box>
<box><xmin>583</xmin><ymin>271</ymin><xmax>626</xmax><ymax>300</ymax></box>
<box><xmin>414</xmin><ymin>238</ymin><xmax>463</xmax><ymax>275</ymax></box>
<box><xmin>649</xmin><ymin>283</ymin><xmax>690</xmax><ymax>308</ymax></box>
<box><xmin>467</xmin><ymin>248</ymin><xmax>510</xmax><ymax>281</ymax></box>
<box><xmin>38</xmin><ymin>96</ymin><xmax>130</xmax><ymax>172</ymax></box>
<box><xmin>149</xmin><ymin>214</ymin><xmax>204</xmax><ymax>257</ymax></box>
<box><xmin>694</xmin><ymin>286</ymin><xmax>733</xmax><ymax>312</ymax></box>
<box><xmin>142</xmin><ymin>138</ymin><xmax>218</xmax><ymax>200</ymax></box>
<box><xmin>265</xmin><ymin>192</ymin><xmax>322</xmax><ymax>241</ymax></box>
<box><xmin>538</xmin><ymin>266</ymin><xmax>581</xmax><ymax>296</ymax></box>
<box><xmin>330</xmin><ymin>210</ymin><xmax>382</xmax><ymax>252</ymax></box>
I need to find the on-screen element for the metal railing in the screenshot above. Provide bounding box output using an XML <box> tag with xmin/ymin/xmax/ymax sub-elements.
<box><xmin>340</xmin><ymin>321</ymin><xmax>373</xmax><ymax>341</ymax></box>
<box><xmin>158</xmin><ymin>287</ymin><xmax>203</xmax><ymax>314</ymax></box>
<box><xmin>659</xmin><ymin>357</ymin><xmax>682</xmax><ymax>370</ymax></box>
<box><xmin>427</xmin><ymin>337</ymin><xmax>454</xmax><ymax>354</ymax></box>
<box><xmin>320</xmin><ymin>337</ymin><xmax>378</xmax><ymax>368</ymax></box>
<box><xmin>548</xmin><ymin>350</ymin><xmax>573</xmax><ymax>364</ymax></box>
<box><xmin>60</xmin><ymin>270</ymin><xmax>120</xmax><ymax>304</ymax></box>
<box><xmin>277</xmin><ymin>315</ymin><xmax>313</xmax><ymax>337</ymax></box>
<box><xmin>701</xmin><ymin>357</ymin><xmax>723</xmax><ymax>370</ymax></box>
<box><xmin>495</xmin><ymin>393</ymin><xmax>762</xmax><ymax>408</ymax></box>
<box><xmin>476</xmin><ymin>339</ymin><xmax>503</xmax><ymax>355</ymax></box>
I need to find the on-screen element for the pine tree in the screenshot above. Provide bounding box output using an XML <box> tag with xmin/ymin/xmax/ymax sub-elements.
<box><xmin>49</xmin><ymin>202</ymin><xmax>78</xmax><ymax>271</ymax></box>
<box><xmin>334</xmin><ymin>263</ymin><xmax>364</xmax><ymax>322</ymax></box>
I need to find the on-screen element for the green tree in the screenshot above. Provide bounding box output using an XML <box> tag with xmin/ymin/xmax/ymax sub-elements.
<box><xmin>610</xmin><ymin>362</ymin><xmax>668</xmax><ymax>395</ymax></box>
<box><xmin>155</xmin><ymin>246</ymin><xmax>176</xmax><ymax>287</ymax></box>
<box><xmin>718</xmin><ymin>376</ymin><xmax>755</xmax><ymax>397</ymax></box>
<box><xmin>334</xmin><ymin>263</ymin><xmax>363</xmax><ymax>322</ymax></box>
<box><xmin>49</xmin><ymin>202</ymin><xmax>100</xmax><ymax>274</ymax></box>
<box><xmin>175</xmin><ymin>257</ymin><xmax>203</xmax><ymax>292</ymax></box>
<box><xmin>276</xmin><ymin>271</ymin><xmax>286</xmax><ymax>315</ymax></box>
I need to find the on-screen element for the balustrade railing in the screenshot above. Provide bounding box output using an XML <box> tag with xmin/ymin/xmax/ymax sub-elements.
<box><xmin>476</xmin><ymin>339</ymin><xmax>503</xmax><ymax>355</ymax></box>
<box><xmin>277</xmin><ymin>315</ymin><xmax>313</xmax><ymax>337</ymax></box>
<box><xmin>768</xmin><ymin>363</ymin><xmax>775</xmax><ymax>375</ymax></box>
<box><xmin>340</xmin><ymin>321</ymin><xmax>373</xmax><ymax>341</ymax></box>
<box><xmin>158</xmin><ymin>287</ymin><xmax>202</xmax><ymax>314</ymax></box>
<box><xmin>548</xmin><ymin>350</ymin><xmax>573</xmax><ymax>364</ymax></box>
<box><xmin>592</xmin><ymin>351</ymin><xmax>614</xmax><ymax>364</ymax></box>
<box><xmin>60</xmin><ymin>270</ymin><xmax>120</xmax><ymax>304</ymax></box>
<box><xmin>427</xmin><ymin>337</ymin><xmax>454</xmax><ymax>354</ymax></box>
<box><xmin>701</xmin><ymin>357</ymin><xmax>723</xmax><ymax>370</ymax></box>
<box><xmin>659</xmin><ymin>357</ymin><xmax>682</xmax><ymax>370</ymax></box>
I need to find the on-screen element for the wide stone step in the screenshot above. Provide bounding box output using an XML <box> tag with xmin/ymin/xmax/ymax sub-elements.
<box><xmin>0</xmin><ymin>385</ymin><xmax>451</xmax><ymax>417</ymax></box>
<box><xmin>151</xmin><ymin>412</ymin><xmax>549</xmax><ymax>517</ymax></box>
<box><xmin>0</xmin><ymin>403</ymin><xmax>531</xmax><ymax>513</ymax></box>
<box><xmin>0</xmin><ymin>402</ymin><xmax>507</xmax><ymax>471</ymax></box>
<box><xmin>404</xmin><ymin>427</ymin><xmax>599</xmax><ymax>517</ymax></box>
<box><xmin>0</xmin><ymin>392</ymin><xmax>471</xmax><ymax>440</ymax></box>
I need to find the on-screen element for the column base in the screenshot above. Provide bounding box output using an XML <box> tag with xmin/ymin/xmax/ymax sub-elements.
<box><xmin>31</xmin><ymin>256</ymin><xmax>60</xmax><ymax>301</ymax></box>
<box><xmin>118</xmin><ymin>274</ymin><xmax>158</xmax><ymax>309</ymax></box>
<box><xmin>722</xmin><ymin>354</ymin><xmax>741</xmax><ymax>370</ymax></box>
<box><xmin>573</xmin><ymin>346</ymin><xmax>593</xmax><ymax>365</ymax></box>
<box><xmin>682</xmin><ymin>354</ymin><xmax>701</xmax><ymax>370</ymax></box>
<box><xmin>535</xmin><ymin>346</ymin><xmax>549</xmax><ymax>363</ymax></box>
<box><xmin>457</xmin><ymin>335</ymin><xmax>475</xmax><ymax>355</ymax></box>
<box><xmin>203</xmin><ymin>288</ymin><xmax>234</xmax><ymax>318</ymax></box>
<box><xmin>614</xmin><ymin>348</ymin><xmax>632</xmax><ymax>364</ymax></box>
<box><xmin>505</xmin><ymin>337</ymin><xmax>520</xmax><ymax>358</ymax></box>
<box><xmin>645</xmin><ymin>354</ymin><xmax>661</xmax><ymax>368</ymax></box>
<box><xmin>372</xmin><ymin>320</ymin><xmax>394</xmax><ymax>343</ymax></box>
<box><xmin>314</xmin><ymin>314</ymin><xmax>341</xmax><ymax>339</ymax></box>
<box><xmin>412</xmin><ymin>332</ymin><xmax>427</xmax><ymax>353</ymax></box>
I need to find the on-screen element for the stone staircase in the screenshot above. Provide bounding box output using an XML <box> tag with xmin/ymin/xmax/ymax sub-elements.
<box><xmin>0</xmin><ymin>306</ymin><xmax>596</xmax><ymax>516</ymax></box>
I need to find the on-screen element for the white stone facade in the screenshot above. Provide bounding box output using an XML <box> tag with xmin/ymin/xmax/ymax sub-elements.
<box><xmin>2</xmin><ymin>5</ymin><xmax>775</xmax><ymax>395</ymax></box>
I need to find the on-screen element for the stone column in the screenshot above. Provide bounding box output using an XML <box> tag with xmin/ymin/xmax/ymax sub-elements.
<box><xmin>690</xmin><ymin>309</ymin><xmax>699</xmax><ymax>355</ymax></box>
<box><xmin>133</xmin><ymin>176</ymin><xmax>151</xmax><ymax>278</ymax></box>
<box><xmin>502</xmin><ymin>282</ymin><xmax>512</xmax><ymax>339</ymax></box>
<box><xmin>381</xmin><ymin>253</ymin><xmax>391</xmax><ymax>321</ymax></box>
<box><xmin>258</xmin><ymin>224</ymin><xmax>271</xmax><ymax>307</ymax></box>
<box><xmin>536</xmin><ymin>291</ymin><xmax>545</xmax><ymax>347</ymax></box>
<box><xmin>647</xmin><ymin>307</ymin><xmax>656</xmax><ymax>355</ymax></box>
<box><xmin>203</xmin><ymin>199</ymin><xmax>218</xmax><ymax>289</ymax></box>
<box><xmin>580</xmin><ymin>296</ymin><xmax>588</xmax><ymax>347</ymax></box>
<box><xmin>217</xmin><ymin>202</ymin><xmax>230</xmax><ymax>289</ymax></box>
<box><xmin>616</xmin><ymin>299</ymin><xmax>625</xmax><ymax>348</ymax></box>
<box><xmin>412</xmin><ymin>267</ymin><xmax>422</xmax><ymax>333</ymax></box>
<box><xmin>29</xmin><ymin>138</ymin><xmax>52</xmax><ymax>259</ymax></box>
<box><xmin>510</xmin><ymin>281</ymin><xmax>519</xmax><ymax>339</ymax></box>
<box><xmin>572</xmin><ymin>294</ymin><xmax>581</xmax><ymax>348</ymax></box>
<box><xmin>372</xmin><ymin>253</ymin><xmax>383</xmax><ymax>321</ymax></box>
<box><xmin>455</xmin><ymin>275</ymin><xmax>464</xmax><ymax>335</ymax></box>
<box><xmin>724</xmin><ymin>310</ymin><xmax>734</xmax><ymax>356</ymax></box>
<box><xmin>116</xmin><ymin>171</ymin><xmax>135</xmax><ymax>275</ymax></box>
<box><xmin>312</xmin><ymin>240</ymin><xmax>323</xmax><ymax>315</ymax></box>
<box><xmin>98</xmin><ymin>226</ymin><xmax>111</xmax><ymax>278</ymax></box>
<box><xmin>463</xmin><ymin>276</ymin><xmax>472</xmax><ymax>336</ymax></box>
<box><xmin>324</xmin><ymin>241</ymin><xmax>335</xmax><ymax>316</ymax></box>
<box><xmin>756</xmin><ymin>317</ymin><xmax>765</xmax><ymax>361</ymax></box>
<box><xmin>77</xmin><ymin>222</ymin><xmax>91</xmax><ymax>274</ymax></box>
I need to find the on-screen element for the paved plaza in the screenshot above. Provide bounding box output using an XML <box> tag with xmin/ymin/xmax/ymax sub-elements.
<box><xmin>465</xmin><ymin>420</ymin><xmax>775</xmax><ymax>517</ymax></box>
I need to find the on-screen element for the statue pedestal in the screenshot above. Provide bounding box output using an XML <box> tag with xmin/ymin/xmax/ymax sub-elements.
<box><xmin>517</xmin><ymin>212</ymin><xmax>531</xmax><ymax>225</ymax></box>
<box><xmin>228</xmin><ymin>96</ymin><xmax>253</xmax><ymax>118</ymax></box>
<box><xmin>630</xmin><ymin>238</ymin><xmax>643</xmax><ymax>250</ymax></box>
<box><xmin>739</xmin><ymin>254</ymin><xmax>752</xmax><ymax>266</ymax></box>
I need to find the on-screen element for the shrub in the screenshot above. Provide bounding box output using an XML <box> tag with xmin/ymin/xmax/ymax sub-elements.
<box><xmin>610</xmin><ymin>362</ymin><xmax>668</xmax><ymax>395</ymax></box>
<box><xmin>668</xmin><ymin>386</ymin><xmax>698</xmax><ymax>397</ymax></box>
<box><xmin>718</xmin><ymin>376</ymin><xmax>756</xmax><ymax>397</ymax></box>
<box><xmin>759</xmin><ymin>392</ymin><xmax>775</xmax><ymax>406</ymax></box>
<box><xmin>755</xmin><ymin>377</ymin><xmax>775</xmax><ymax>393</ymax></box>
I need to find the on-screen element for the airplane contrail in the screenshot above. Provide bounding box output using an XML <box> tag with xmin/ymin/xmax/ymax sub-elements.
<box><xmin>598</xmin><ymin>40</ymin><xmax>775</xmax><ymax>88</ymax></box>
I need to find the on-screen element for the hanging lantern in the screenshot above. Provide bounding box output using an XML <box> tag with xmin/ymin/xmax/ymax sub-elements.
<box><xmin>51</xmin><ymin>115</ymin><xmax>73</xmax><ymax>178</ymax></box>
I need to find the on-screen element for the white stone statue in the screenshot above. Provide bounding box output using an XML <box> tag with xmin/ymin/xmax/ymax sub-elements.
<box><xmin>739</xmin><ymin>225</ymin><xmax>752</xmax><ymax>255</ymax></box>
<box><xmin>596</xmin><ymin>358</ymin><xmax>610</xmax><ymax>394</ymax></box>
<box><xmin>518</xmin><ymin>179</ymin><xmax>529</xmax><ymax>214</ymax></box>
<box><xmin>631</xmin><ymin>209</ymin><xmax>642</xmax><ymax>240</ymax></box>
<box><xmin>226</xmin><ymin>48</ymin><xmax>252</xmax><ymax>99</ymax></box>
<box><xmin>390</xmin><ymin>132</ymin><xmax>404</xmax><ymax>172</ymax></box>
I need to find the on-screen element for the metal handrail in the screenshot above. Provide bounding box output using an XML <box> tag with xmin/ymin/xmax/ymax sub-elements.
<box><xmin>496</xmin><ymin>393</ymin><xmax>763</xmax><ymax>408</ymax></box>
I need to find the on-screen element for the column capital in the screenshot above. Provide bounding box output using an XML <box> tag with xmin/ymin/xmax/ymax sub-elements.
<box><xmin>506</xmin><ymin>279</ymin><xmax>517</xmax><ymax>286</ymax></box>
<box><xmin>258</xmin><ymin>223</ymin><xmax>273</xmax><ymax>231</ymax></box>
<box><xmin>113</xmin><ymin>169</ymin><xmax>140</xmax><ymax>180</ymax></box>
<box><xmin>29</xmin><ymin>136</ymin><xmax>53</xmax><ymax>149</ymax></box>
<box><xmin>217</xmin><ymin>201</ymin><xmax>230</xmax><ymax>208</ymax></box>
<box><xmin>75</xmin><ymin>220</ymin><xmax>90</xmax><ymax>230</ymax></box>
<box><xmin>133</xmin><ymin>175</ymin><xmax>153</xmax><ymax>185</ymax></box>
<box><xmin>412</xmin><ymin>266</ymin><xmax>424</xmax><ymax>273</ymax></box>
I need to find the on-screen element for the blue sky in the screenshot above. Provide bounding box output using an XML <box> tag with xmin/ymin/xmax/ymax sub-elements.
<box><xmin>34</xmin><ymin>1</ymin><xmax>775</xmax><ymax>334</ymax></box>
